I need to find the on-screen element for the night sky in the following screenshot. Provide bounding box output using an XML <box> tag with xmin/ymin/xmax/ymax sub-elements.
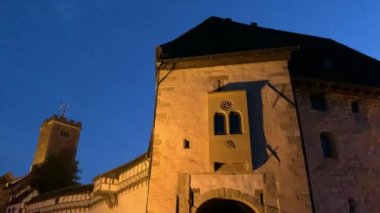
<box><xmin>1</xmin><ymin>0</ymin><xmax>379</xmax><ymax>183</ymax></box>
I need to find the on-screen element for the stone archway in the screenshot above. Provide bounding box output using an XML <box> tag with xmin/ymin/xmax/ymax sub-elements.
<box><xmin>192</xmin><ymin>188</ymin><xmax>263</xmax><ymax>213</ymax></box>
<box><xmin>196</xmin><ymin>198</ymin><xmax>254</xmax><ymax>213</ymax></box>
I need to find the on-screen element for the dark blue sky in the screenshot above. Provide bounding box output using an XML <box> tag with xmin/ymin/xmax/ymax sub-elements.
<box><xmin>1</xmin><ymin>0</ymin><xmax>379</xmax><ymax>183</ymax></box>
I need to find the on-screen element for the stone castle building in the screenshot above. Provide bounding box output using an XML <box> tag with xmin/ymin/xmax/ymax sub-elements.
<box><xmin>2</xmin><ymin>17</ymin><xmax>380</xmax><ymax>213</ymax></box>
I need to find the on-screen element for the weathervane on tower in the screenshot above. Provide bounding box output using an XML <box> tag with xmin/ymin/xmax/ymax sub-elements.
<box><xmin>59</xmin><ymin>101</ymin><xmax>69</xmax><ymax>118</ymax></box>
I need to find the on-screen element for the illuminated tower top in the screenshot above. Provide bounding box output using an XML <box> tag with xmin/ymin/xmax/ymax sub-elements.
<box><xmin>31</xmin><ymin>114</ymin><xmax>82</xmax><ymax>169</ymax></box>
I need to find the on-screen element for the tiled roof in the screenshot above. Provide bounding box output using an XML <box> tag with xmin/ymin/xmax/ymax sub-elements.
<box><xmin>158</xmin><ymin>17</ymin><xmax>380</xmax><ymax>87</ymax></box>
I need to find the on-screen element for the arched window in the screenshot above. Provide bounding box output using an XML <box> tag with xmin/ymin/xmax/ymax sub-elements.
<box><xmin>348</xmin><ymin>198</ymin><xmax>355</xmax><ymax>213</ymax></box>
<box><xmin>229</xmin><ymin>111</ymin><xmax>242</xmax><ymax>134</ymax></box>
<box><xmin>320</xmin><ymin>132</ymin><xmax>337</xmax><ymax>158</ymax></box>
<box><xmin>214</xmin><ymin>113</ymin><xmax>226</xmax><ymax>135</ymax></box>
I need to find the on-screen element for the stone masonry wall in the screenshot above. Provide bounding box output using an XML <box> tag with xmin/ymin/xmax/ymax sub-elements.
<box><xmin>296</xmin><ymin>89</ymin><xmax>380</xmax><ymax>212</ymax></box>
<box><xmin>147</xmin><ymin>60</ymin><xmax>312</xmax><ymax>213</ymax></box>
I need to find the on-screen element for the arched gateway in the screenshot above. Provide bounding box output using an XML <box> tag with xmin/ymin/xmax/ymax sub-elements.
<box><xmin>196</xmin><ymin>199</ymin><xmax>255</xmax><ymax>213</ymax></box>
<box><xmin>192</xmin><ymin>188</ymin><xmax>263</xmax><ymax>213</ymax></box>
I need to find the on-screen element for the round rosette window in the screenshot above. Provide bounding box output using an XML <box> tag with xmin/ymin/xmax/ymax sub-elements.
<box><xmin>220</xmin><ymin>100</ymin><xmax>233</xmax><ymax>111</ymax></box>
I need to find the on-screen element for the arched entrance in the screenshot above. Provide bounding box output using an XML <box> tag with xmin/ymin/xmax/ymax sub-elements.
<box><xmin>196</xmin><ymin>198</ymin><xmax>255</xmax><ymax>213</ymax></box>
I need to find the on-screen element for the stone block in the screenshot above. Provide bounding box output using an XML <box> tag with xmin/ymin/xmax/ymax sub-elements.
<box><xmin>160</xmin><ymin>86</ymin><xmax>176</xmax><ymax>91</ymax></box>
<box><xmin>226</xmin><ymin>189</ymin><xmax>232</xmax><ymax>198</ymax></box>
<box><xmin>231</xmin><ymin>189</ymin><xmax>241</xmax><ymax>199</ymax></box>
<box><xmin>288</xmin><ymin>136</ymin><xmax>301</xmax><ymax>144</ymax></box>
<box><xmin>296</xmin><ymin>192</ymin><xmax>310</xmax><ymax>201</ymax></box>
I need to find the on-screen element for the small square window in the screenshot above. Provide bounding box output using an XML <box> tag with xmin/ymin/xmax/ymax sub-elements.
<box><xmin>310</xmin><ymin>93</ymin><xmax>327</xmax><ymax>111</ymax></box>
<box><xmin>183</xmin><ymin>139</ymin><xmax>190</xmax><ymax>149</ymax></box>
<box><xmin>351</xmin><ymin>101</ymin><xmax>359</xmax><ymax>113</ymax></box>
<box><xmin>213</xmin><ymin>162</ymin><xmax>224</xmax><ymax>171</ymax></box>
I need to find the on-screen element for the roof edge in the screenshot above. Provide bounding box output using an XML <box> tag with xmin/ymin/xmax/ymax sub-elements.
<box><xmin>157</xmin><ymin>46</ymin><xmax>299</xmax><ymax>70</ymax></box>
<box><xmin>92</xmin><ymin>153</ymin><xmax>149</xmax><ymax>181</ymax></box>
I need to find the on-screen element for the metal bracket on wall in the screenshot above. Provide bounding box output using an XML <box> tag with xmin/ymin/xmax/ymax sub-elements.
<box><xmin>157</xmin><ymin>61</ymin><xmax>176</xmax><ymax>86</ymax></box>
<box><xmin>265</xmin><ymin>81</ymin><xmax>295</xmax><ymax>107</ymax></box>
<box><xmin>266</xmin><ymin>144</ymin><xmax>280</xmax><ymax>163</ymax></box>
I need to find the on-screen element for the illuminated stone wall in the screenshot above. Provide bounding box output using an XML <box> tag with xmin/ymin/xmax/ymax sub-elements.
<box><xmin>89</xmin><ymin>183</ymin><xmax>148</xmax><ymax>213</ymax></box>
<box><xmin>147</xmin><ymin>57</ymin><xmax>312</xmax><ymax>213</ymax></box>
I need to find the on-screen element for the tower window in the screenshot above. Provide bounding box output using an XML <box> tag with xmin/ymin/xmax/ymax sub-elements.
<box><xmin>320</xmin><ymin>132</ymin><xmax>337</xmax><ymax>158</ymax></box>
<box><xmin>60</xmin><ymin>130</ymin><xmax>70</xmax><ymax>138</ymax></box>
<box><xmin>214</xmin><ymin>113</ymin><xmax>226</xmax><ymax>135</ymax></box>
<box><xmin>351</xmin><ymin>101</ymin><xmax>359</xmax><ymax>113</ymax></box>
<box><xmin>229</xmin><ymin>111</ymin><xmax>242</xmax><ymax>134</ymax></box>
<box><xmin>310</xmin><ymin>93</ymin><xmax>327</xmax><ymax>111</ymax></box>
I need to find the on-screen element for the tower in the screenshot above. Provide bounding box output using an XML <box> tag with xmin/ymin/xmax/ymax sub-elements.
<box><xmin>31</xmin><ymin>114</ymin><xmax>82</xmax><ymax>168</ymax></box>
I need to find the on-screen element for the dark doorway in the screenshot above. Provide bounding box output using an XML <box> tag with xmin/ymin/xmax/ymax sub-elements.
<box><xmin>196</xmin><ymin>199</ymin><xmax>255</xmax><ymax>213</ymax></box>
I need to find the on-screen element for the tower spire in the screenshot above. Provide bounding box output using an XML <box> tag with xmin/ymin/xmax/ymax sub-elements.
<box><xmin>59</xmin><ymin>101</ymin><xmax>69</xmax><ymax>118</ymax></box>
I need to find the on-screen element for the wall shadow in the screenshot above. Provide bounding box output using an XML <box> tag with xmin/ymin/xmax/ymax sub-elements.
<box><xmin>222</xmin><ymin>81</ymin><xmax>268</xmax><ymax>169</ymax></box>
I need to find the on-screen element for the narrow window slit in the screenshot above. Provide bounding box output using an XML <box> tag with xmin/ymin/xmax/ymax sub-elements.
<box><xmin>320</xmin><ymin>132</ymin><xmax>338</xmax><ymax>158</ymax></box>
<box><xmin>351</xmin><ymin>101</ymin><xmax>359</xmax><ymax>113</ymax></box>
